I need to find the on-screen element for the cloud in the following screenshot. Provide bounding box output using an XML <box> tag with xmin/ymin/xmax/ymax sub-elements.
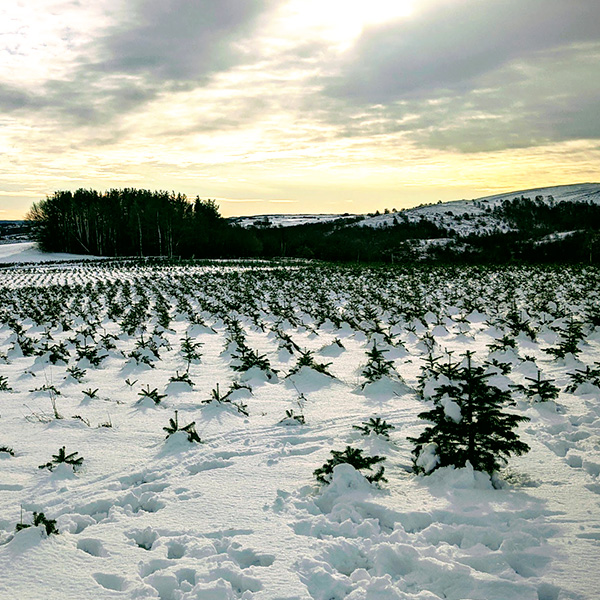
<box><xmin>320</xmin><ymin>0</ymin><xmax>600</xmax><ymax>151</ymax></box>
<box><xmin>326</xmin><ymin>0</ymin><xmax>599</xmax><ymax>102</ymax></box>
<box><xmin>96</xmin><ymin>0</ymin><xmax>271</xmax><ymax>82</ymax></box>
<box><xmin>0</xmin><ymin>83</ymin><xmax>38</xmax><ymax>113</ymax></box>
<box><xmin>1</xmin><ymin>0</ymin><xmax>276</xmax><ymax>127</ymax></box>
<box><xmin>407</xmin><ymin>45</ymin><xmax>600</xmax><ymax>152</ymax></box>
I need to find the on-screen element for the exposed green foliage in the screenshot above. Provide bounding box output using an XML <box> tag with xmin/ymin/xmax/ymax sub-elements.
<box><xmin>410</xmin><ymin>352</ymin><xmax>530</xmax><ymax>476</ymax></box>
<box><xmin>163</xmin><ymin>410</ymin><xmax>202</xmax><ymax>443</ymax></box>
<box><xmin>314</xmin><ymin>446</ymin><xmax>387</xmax><ymax>484</ymax></box>
<box><xmin>39</xmin><ymin>446</ymin><xmax>84</xmax><ymax>472</ymax></box>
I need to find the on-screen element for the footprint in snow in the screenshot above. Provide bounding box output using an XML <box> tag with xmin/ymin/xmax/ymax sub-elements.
<box><xmin>92</xmin><ymin>572</ymin><xmax>129</xmax><ymax>591</ymax></box>
<box><xmin>77</xmin><ymin>538</ymin><xmax>109</xmax><ymax>557</ymax></box>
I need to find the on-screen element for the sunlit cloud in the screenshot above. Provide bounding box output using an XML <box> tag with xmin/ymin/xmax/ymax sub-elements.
<box><xmin>0</xmin><ymin>0</ymin><xmax>598</xmax><ymax>220</ymax></box>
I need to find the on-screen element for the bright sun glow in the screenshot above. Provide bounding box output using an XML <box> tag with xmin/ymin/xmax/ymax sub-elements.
<box><xmin>286</xmin><ymin>0</ymin><xmax>415</xmax><ymax>44</ymax></box>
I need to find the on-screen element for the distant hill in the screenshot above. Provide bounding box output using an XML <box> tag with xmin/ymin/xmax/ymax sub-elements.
<box><xmin>229</xmin><ymin>184</ymin><xmax>600</xmax><ymax>263</ymax></box>
<box><xmin>0</xmin><ymin>220</ymin><xmax>34</xmax><ymax>244</ymax></box>
<box><xmin>230</xmin><ymin>183</ymin><xmax>600</xmax><ymax>237</ymax></box>
<box><xmin>24</xmin><ymin>184</ymin><xmax>600</xmax><ymax>264</ymax></box>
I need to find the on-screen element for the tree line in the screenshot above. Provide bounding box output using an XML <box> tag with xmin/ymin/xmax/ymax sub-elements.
<box><xmin>26</xmin><ymin>189</ymin><xmax>253</xmax><ymax>258</ymax></box>
<box><xmin>26</xmin><ymin>188</ymin><xmax>600</xmax><ymax>263</ymax></box>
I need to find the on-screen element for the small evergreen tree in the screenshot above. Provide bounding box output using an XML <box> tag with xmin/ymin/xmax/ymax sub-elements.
<box><xmin>231</xmin><ymin>345</ymin><xmax>276</xmax><ymax>378</ymax></box>
<box><xmin>169</xmin><ymin>371</ymin><xmax>195</xmax><ymax>386</ymax></box>
<box><xmin>16</xmin><ymin>511</ymin><xmax>59</xmax><ymax>536</ymax></box>
<box><xmin>565</xmin><ymin>363</ymin><xmax>600</xmax><ymax>392</ymax></box>
<box><xmin>66</xmin><ymin>366</ymin><xmax>86</xmax><ymax>382</ymax></box>
<box><xmin>353</xmin><ymin>417</ymin><xmax>395</xmax><ymax>439</ymax></box>
<box><xmin>180</xmin><ymin>334</ymin><xmax>202</xmax><ymax>370</ymax></box>
<box><xmin>39</xmin><ymin>446</ymin><xmax>84</xmax><ymax>472</ymax></box>
<box><xmin>314</xmin><ymin>446</ymin><xmax>386</xmax><ymax>484</ymax></box>
<box><xmin>287</xmin><ymin>349</ymin><xmax>333</xmax><ymax>377</ymax></box>
<box><xmin>361</xmin><ymin>343</ymin><xmax>396</xmax><ymax>386</ymax></box>
<box><xmin>511</xmin><ymin>370</ymin><xmax>559</xmax><ymax>402</ymax></box>
<box><xmin>137</xmin><ymin>386</ymin><xmax>167</xmax><ymax>405</ymax></box>
<box><xmin>409</xmin><ymin>351</ymin><xmax>530</xmax><ymax>476</ymax></box>
<box><xmin>203</xmin><ymin>383</ymin><xmax>250</xmax><ymax>416</ymax></box>
<box><xmin>544</xmin><ymin>318</ymin><xmax>585</xmax><ymax>359</ymax></box>
<box><xmin>279</xmin><ymin>409</ymin><xmax>305</xmax><ymax>425</ymax></box>
<box><xmin>487</xmin><ymin>335</ymin><xmax>517</xmax><ymax>353</ymax></box>
<box><xmin>163</xmin><ymin>410</ymin><xmax>201</xmax><ymax>443</ymax></box>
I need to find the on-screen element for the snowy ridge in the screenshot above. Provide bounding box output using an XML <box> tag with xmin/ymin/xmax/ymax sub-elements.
<box><xmin>359</xmin><ymin>182</ymin><xmax>600</xmax><ymax>236</ymax></box>
<box><xmin>231</xmin><ymin>183</ymin><xmax>600</xmax><ymax>237</ymax></box>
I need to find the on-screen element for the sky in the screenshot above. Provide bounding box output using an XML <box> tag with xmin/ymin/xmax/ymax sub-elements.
<box><xmin>1</xmin><ymin>0</ymin><xmax>599</xmax><ymax>219</ymax></box>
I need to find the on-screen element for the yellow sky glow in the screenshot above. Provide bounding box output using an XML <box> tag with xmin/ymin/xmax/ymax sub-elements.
<box><xmin>0</xmin><ymin>0</ymin><xmax>598</xmax><ymax>220</ymax></box>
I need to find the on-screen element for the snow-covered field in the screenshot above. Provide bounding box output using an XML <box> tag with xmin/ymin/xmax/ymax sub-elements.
<box><xmin>1</xmin><ymin>258</ymin><xmax>599</xmax><ymax>600</ymax></box>
<box><xmin>0</xmin><ymin>241</ymin><xmax>98</xmax><ymax>265</ymax></box>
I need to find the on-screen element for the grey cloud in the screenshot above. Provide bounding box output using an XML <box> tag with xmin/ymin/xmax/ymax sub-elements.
<box><xmin>326</xmin><ymin>0</ymin><xmax>600</xmax><ymax>102</ymax></box>
<box><xmin>2</xmin><ymin>0</ymin><xmax>275</xmax><ymax>129</ymax></box>
<box><xmin>320</xmin><ymin>0</ymin><xmax>600</xmax><ymax>151</ymax></box>
<box><xmin>96</xmin><ymin>0</ymin><xmax>271</xmax><ymax>82</ymax></box>
<box><xmin>0</xmin><ymin>83</ymin><xmax>39</xmax><ymax>112</ymax></box>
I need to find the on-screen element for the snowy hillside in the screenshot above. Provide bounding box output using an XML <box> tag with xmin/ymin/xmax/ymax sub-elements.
<box><xmin>359</xmin><ymin>183</ymin><xmax>600</xmax><ymax>236</ymax></box>
<box><xmin>232</xmin><ymin>183</ymin><xmax>600</xmax><ymax>237</ymax></box>
<box><xmin>1</xmin><ymin>261</ymin><xmax>600</xmax><ymax>599</ymax></box>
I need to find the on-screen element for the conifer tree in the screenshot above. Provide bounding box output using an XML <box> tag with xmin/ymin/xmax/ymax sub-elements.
<box><xmin>361</xmin><ymin>343</ymin><xmax>396</xmax><ymax>386</ymax></box>
<box><xmin>410</xmin><ymin>351</ymin><xmax>530</xmax><ymax>476</ymax></box>
<box><xmin>511</xmin><ymin>370</ymin><xmax>559</xmax><ymax>402</ymax></box>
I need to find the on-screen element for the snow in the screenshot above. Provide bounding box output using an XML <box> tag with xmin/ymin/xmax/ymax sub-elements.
<box><xmin>415</xmin><ymin>443</ymin><xmax>439</xmax><ymax>474</ymax></box>
<box><xmin>440</xmin><ymin>395</ymin><xmax>462</xmax><ymax>422</ymax></box>
<box><xmin>357</xmin><ymin>183</ymin><xmax>600</xmax><ymax>236</ymax></box>
<box><xmin>230</xmin><ymin>214</ymin><xmax>361</xmax><ymax>229</ymax></box>
<box><xmin>0</xmin><ymin>261</ymin><xmax>599</xmax><ymax>599</ymax></box>
<box><xmin>0</xmin><ymin>241</ymin><xmax>99</xmax><ymax>264</ymax></box>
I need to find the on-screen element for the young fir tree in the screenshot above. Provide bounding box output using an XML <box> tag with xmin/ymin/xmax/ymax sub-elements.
<box><xmin>361</xmin><ymin>343</ymin><xmax>396</xmax><ymax>386</ymax></box>
<box><xmin>512</xmin><ymin>370</ymin><xmax>559</xmax><ymax>402</ymax></box>
<box><xmin>410</xmin><ymin>351</ymin><xmax>530</xmax><ymax>476</ymax></box>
